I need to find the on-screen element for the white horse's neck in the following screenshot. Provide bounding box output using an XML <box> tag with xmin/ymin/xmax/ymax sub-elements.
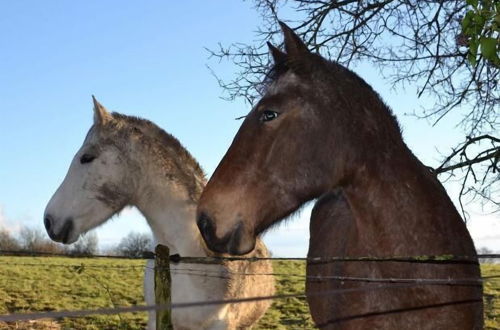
<box><xmin>133</xmin><ymin>169</ymin><xmax>206</xmax><ymax>258</ymax></box>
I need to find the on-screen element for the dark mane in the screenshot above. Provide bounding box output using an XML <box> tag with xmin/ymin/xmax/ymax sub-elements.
<box><xmin>324</xmin><ymin>58</ymin><xmax>403</xmax><ymax>138</ymax></box>
<box><xmin>261</xmin><ymin>58</ymin><xmax>290</xmax><ymax>94</ymax></box>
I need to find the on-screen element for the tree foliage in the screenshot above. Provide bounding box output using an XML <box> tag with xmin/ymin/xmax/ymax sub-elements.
<box><xmin>117</xmin><ymin>232</ymin><xmax>153</xmax><ymax>258</ymax></box>
<box><xmin>69</xmin><ymin>231</ymin><xmax>99</xmax><ymax>256</ymax></box>
<box><xmin>0</xmin><ymin>229</ymin><xmax>20</xmax><ymax>251</ymax></box>
<box><xmin>477</xmin><ymin>246</ymin><xmax>498</xmax><ymax>263</ymax></box>
<box><xmin>461</xmin><ymin>0</ymin><xmax>500</xmax><ymax>66</ymax></box>
<box><xmin>208</xmin><ymin>0</ymin><xmax>499</xmax><ymax>214</ymax></box>
<box><xmin>18</xmin><ymin>226</ymin><xmax>65</xmax><ymax>253</ymax></box>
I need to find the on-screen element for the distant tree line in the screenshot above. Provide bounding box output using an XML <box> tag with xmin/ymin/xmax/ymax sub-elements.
<box><xmin>477</xmin><ymin>246</ymin><xmax>499</xmax><ymax>264</ymax></box>
<box><xmin>1</xmin><ymin>225</ymin><xmax>497</xmax><ymax>263</ymax></box>
<box><xmin>0</xmin><ymin>226</ymin><xmax>153</xmax><ymax>258</ymax></box>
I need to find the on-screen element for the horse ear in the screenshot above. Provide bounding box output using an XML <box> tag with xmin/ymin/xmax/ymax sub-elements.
<box><xmin>278</xmin><ymin>21</ymin><xmax>309</xmax><ymax>58</ymax></box>
<box><xmin>267</xmin><ymin>42</ymin><xmax>287</xmax><ymax>65</ymax></box>
<box><xmin>92</xmin><ymin>95</ymin><xmax>113</xmax><ymax>126</ymax></box>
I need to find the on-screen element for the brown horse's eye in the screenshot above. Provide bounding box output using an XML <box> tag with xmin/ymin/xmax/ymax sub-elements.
<box><xmin>260</xmin><ymin>110</ymin><xmax>280</xmax><ymax>122</ymax></box>
<box><xmin>80</xmin><ymin>154</ymin><xmax>96</xmax><ymax>164</ymax></box>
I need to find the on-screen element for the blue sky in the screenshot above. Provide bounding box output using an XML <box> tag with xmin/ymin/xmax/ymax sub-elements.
<box><xmin>0</xmin><ymin>1</ymin><xmax>498</xmax><ymax>256</ymax></box>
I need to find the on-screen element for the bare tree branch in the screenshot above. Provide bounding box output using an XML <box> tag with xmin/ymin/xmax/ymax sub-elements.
<box><xmin>208</xmin><ymin>0</ymin><xmax>499</xmax><ymax>214</ymax></box>
<box><xmin>433</xmin><ymin>135</ymin><xmax>499</xmax><ymax>218</ymax></box>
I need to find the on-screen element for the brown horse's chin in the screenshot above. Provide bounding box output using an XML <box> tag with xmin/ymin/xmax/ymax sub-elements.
<box><xmin>228</xmin><ymin>232</ymin><xmax>256</xmax><ymax>255</ymax></box>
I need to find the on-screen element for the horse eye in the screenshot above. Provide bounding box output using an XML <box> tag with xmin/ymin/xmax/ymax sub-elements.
<box><xmin>80</xmin><ymin>154</ymin><xmax>96</xmax><ymax>164</ymax></box>
<box><xmin>260</xmin><ymin>110</ymin><xmax>280</xmax><ymax>122</ymax></box>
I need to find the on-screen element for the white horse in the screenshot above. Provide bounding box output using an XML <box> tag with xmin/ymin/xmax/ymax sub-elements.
<box><xmin>44</xmin><ymin>97</ymin><xmax>275</xmax><ymax>329</ymax></box>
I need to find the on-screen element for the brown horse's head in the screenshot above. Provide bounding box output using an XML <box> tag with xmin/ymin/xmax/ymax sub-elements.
<box><xmin>197</xmin><ymin>22</ymin><xmax>399</xmax><ymax>254</ymax></box>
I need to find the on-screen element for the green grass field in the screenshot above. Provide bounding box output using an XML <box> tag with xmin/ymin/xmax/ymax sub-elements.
<box><xmin>0</xmin><ymin>257</ymin><xmax>498</xmax><ymax>329</ymax></box>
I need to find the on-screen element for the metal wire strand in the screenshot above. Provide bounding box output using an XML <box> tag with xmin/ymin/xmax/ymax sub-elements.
<box><xmin>0</xmin><ymin>281</ymin><xmax>486</xmax><ymax>322</ymax></box>
<box><xmin>1</xmin><ymin>249</ymin><xmax>499</xmax><ymax>263</ymax></box>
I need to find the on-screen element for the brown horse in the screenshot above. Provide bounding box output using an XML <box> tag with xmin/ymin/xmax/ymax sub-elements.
<box><xmin>197</xmin><ymin>22</ymin><xmax>483</xmax><ymax>329</ymax></box>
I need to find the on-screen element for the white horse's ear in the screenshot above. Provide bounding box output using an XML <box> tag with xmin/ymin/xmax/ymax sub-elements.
<box><xmin>92</xmin><ymin>95</ymin><xmax>113</xmax><ymax>126</ymax></box>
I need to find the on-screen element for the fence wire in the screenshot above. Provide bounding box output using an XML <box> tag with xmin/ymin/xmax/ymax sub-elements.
<box><xmin>0</xmin><ymin>261</ymin><xmax>496</xmax><ymax>284</ymax></box>
<box><xmin>0</xmin><ymin>279</ymin><xmax>490</xmax><ymax>322</ymax></box>
<box><xmin>2</xmin><ymin>249</ymin><xmax>499</xmax><ymax>263</ymax></box>
<box><xmin>0</xmin><ymin>250</ymin><xmax>498</xmax><ymax>323</ymax></box>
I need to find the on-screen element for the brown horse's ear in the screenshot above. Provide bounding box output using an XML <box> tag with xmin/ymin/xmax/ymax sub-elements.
<box><xmin>278</xmin><ymin>21</ymin><xmax>310</xmax><ymax>74</ymax></box>
<box><xmin>92</xmin><ymin>95</ymin><xmax>113</xmax><ymax>126</ymax></box>
<box><xmin>267</xmin><ymin>41</ymin><xmax>287</xmax><ymax>65</ymax></box>
<box><xmin>278</xmin><ymin>21</ymin><xmax>309</xmax><ymax>58</ymax></box>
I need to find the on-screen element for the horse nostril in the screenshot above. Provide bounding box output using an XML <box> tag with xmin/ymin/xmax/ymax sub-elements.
<box><xmin>197</xmin><ymin>212</ymin><xmax>235</xmax><ymax>254</ymax></box>
<box><xmin>197</xmin><ymin>212</ymin><xmax>214</xmax><ymax>239</ymax></box>
<box><xmin>44</xmin><ymin>215</ymin><xmax>52</xmax><ymax>231</ymax></box>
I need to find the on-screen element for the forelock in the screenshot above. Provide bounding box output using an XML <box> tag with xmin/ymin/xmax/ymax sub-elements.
<box><xmin>261</xmin><ymin>54</ymin><xmax>327</xmax><ymax>97</ymax></box>
<box><xmin>265</xmin><ymin>71</ymin><xmax>303</xmax><ymax>97</ymax></box>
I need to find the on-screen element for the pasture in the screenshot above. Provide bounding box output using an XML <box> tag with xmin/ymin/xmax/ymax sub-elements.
<box><xmin>0</xmin><ymin>256</ymin><xmax>498</xmax><ymax>329</ymax></box>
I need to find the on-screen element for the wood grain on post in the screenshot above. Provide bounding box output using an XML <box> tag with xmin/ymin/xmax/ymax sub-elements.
<box><xmin>155</xmin><ymin>244</ymin><xmax>173</xmax><ymax>330</ymax></box>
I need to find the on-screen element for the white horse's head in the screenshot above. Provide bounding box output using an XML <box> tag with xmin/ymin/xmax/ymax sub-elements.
<box><xmin>44</xmin><ymin>97</ymin><xmax>135</xmax><ymax>244</ymax></box>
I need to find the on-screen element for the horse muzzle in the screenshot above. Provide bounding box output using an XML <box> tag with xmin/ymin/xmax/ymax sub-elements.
<box><xmin>44</xmin><ymin>215</ymin><xmax>75</xmax><ymax>244</ymax></box>
<box><xmin>197</xmin><ymin>212</ymin><xmax>256</xmax><ymax>255</ymax></box>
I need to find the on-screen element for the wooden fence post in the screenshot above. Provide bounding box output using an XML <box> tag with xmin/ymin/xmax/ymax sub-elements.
<box><xmin>155</xmin><ymin>244</ymin><xmax>173</xmax><ymax>330</ymax></box>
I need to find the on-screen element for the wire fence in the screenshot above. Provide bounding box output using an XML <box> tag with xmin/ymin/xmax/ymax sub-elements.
<box><xmin>2</xmin><ymin>249</ymin><xmax>500</xmax><ymax>262</ymax></box>
<box><xmin>0</xmin><ymin>249</ymin><xmax>498</xmax><ymax>325</ymax></box>
<box><xmin>0</xmin><ymin>282</ymin><xmax>487</xmax><ymax>322</ymax></box>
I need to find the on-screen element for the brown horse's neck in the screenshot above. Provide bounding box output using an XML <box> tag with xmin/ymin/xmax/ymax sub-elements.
<box><xmin>337</xmin><ymin>147</ymin><xmax>476</xmax><ymax>257</ymax></box>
